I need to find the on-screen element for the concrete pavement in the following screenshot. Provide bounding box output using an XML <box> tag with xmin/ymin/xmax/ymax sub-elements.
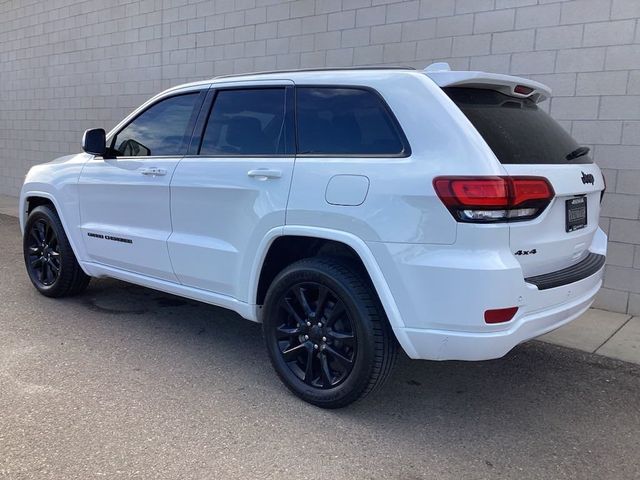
<box><xmin>1</xmin><ymin>213</ymin><xmax>639</xmax><ymax>479</ymax></box>
<box><xmin>0</xmin><ymin>193</ymin><xmax>17</xmax><ymax>217</ymax></box>
<box><xmin>540</xmin><ymin>308</ymin><xmax>638</xmax><ymax>364</ymax></box>
<box><xmin>2</xmin><ymin>193</ymin><xmax>637</xmax><ymax>366</ymax></box>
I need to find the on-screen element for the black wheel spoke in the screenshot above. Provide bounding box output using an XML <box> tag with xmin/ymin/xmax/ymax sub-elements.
<box><xmin>295</xmin><ymin>286</ymin><xmax>313</xmax><ymax>316</ymax></box>
<box><xmin>30</xmin><ymin>257</ymin><xmax>43</xmax><ymax>267</ymax></box>
<box><xmin>282</xmin><ymin>342</ymin><xmax>306</xmax><ymax>362</ymax></box>
<box><xmin>325</xmin><ymin>300</ymin><xmax>346</xmax><ymax>328</ymax></box>
<box><xmin>30</xmin><ymin>228</ymin><xmax>41</xmax><ymax>244</ymax></box>
<box><xmin>44</xmin><ymin>223</ymin><xmax>53</xmax><ymax>242</ymax></box>
<box><xmin>315</xmin><ymin>285</ymin><xmax>329</xmax><ymax>320</ymax></box>
<box><xmin>48</xmin><ymin>261</ymin><xmax>60</xmax><ymax>274</ymax></box>
<box><xmin>327</xmin><ymin>330</ymin><xmax>355</xmax><ymax>344</ymax></box>
<box><xmin>303</xmin><ymin>347</ymin><xmax>315</xmax><ymax>385</ymax></box>
<box><xmin>325</xmin><ymin>345</ymin><xmax>353</xmax><ymax>369</ymax></box>
<box><xmin>319</xmin><ymin>353</ymin><xmax>334</xmax><ymax>387</ymax></box>
<box><xmin>38</xmin><ymin>261</ymin><xmax>46</xmax><ymax>283</ymax></box>
<box><xmin>276</xmin><ymin>324</ymin><xmax>302</xmax><ymax>338</ymax></box>
<box><xmin>46</xmin><ymin>261</ymin><xmax>54</xmax><ymax>284</ymax></box>
<box><xmin>36</xmin><ymin>222</ymin><xmax>46</xmax><ymax>243</ymax></box>
<box><xmin>281</xmin><ymin>298</ymin><xmax>304</xmax><ymax>327</ymax></box>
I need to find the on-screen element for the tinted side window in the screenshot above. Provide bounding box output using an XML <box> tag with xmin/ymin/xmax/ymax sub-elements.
<box><xmin>296</xmin><ymin>87</ymin><xmax>405</xmax><ymax>155</ymax></box>
<box><xmin>112</xmin><ymin>93</ymin><xmax>199</xmax><ymax>157</ymax></box>
<box><xmin>445</xmin><ymin>87</ymin><xmax>593</xmax><ymax>165</ymax></box>
<box><xmin>200</xmin><ymin>88</ymin><xmax>288</xmax><ymax>155</ymax></box>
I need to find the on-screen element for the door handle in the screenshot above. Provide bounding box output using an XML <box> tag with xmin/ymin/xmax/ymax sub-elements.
<box><xmin>247</xmin><ymin>168</ymin><xmax>282</xmax><ymax>180</ymax></box>
<box><xmin>140</xmin><ymin>167</ymin><xmax>167</xmax><ymax>176</ymax></box>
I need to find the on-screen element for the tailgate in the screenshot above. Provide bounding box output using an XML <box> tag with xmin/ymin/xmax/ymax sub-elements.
<box><xmin>444</xmin><ymin>86</ymin><xmax>605</xmax><ymax>279</ymax></box>
<box><xmin>503</xmin><ymin>163</ymin><xmax>603</xmax><ymax>277</ymax></box>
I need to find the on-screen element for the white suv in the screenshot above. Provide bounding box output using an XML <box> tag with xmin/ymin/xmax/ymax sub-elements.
<box><xmin>20</xmin><ymin>65</ymin><xmax>606</xmax><ymax>408</ymax></box>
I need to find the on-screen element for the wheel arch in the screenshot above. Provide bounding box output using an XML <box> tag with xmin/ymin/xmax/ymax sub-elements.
<box><xmin>20</xmin><ymin>190</ymin><xmax>90</xmax><ymax>276</ymax></box>
<box><xmin>249</xmin><ymin>226</ymin><xmax>406</xmax><ymax>332</ymax></box>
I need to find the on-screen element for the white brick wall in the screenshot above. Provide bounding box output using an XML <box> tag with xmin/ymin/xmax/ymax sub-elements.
<box><xmin>0</xmin><ymin>0</ymin><xmax>639</xmax><ymax>313</ymax></box>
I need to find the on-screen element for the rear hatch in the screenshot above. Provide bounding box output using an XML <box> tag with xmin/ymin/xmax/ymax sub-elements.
<box><xmin>445</xmin><ymin>87</ymin><xmax>604</xmax><ymax>278</ymax></box>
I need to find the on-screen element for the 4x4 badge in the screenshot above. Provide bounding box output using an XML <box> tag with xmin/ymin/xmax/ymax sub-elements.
<box><xmin>514</xmin><ymin>249</ymin><xmax>537</xmax><ymax>256</ymax></box>
<box><xmin>581</xmin><ymin>171</ymin><xmax>595</xmax><ymax>185</ymax></box>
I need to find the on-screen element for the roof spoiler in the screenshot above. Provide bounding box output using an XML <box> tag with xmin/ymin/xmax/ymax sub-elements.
<box><xmin>423</xmin><ymin>62</ymin><xmax>551</xmax><ymax>103</ymax></box>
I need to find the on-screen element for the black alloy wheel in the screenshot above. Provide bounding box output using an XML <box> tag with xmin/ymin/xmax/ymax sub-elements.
<box><xmin>23</xmin><ymin>205</ymin><xmax>90</xmax><ymax>297</ymax></box>
<box><xmin>263</xmin><ymin>257</ymin><xmax>397</xmax><ymax>408</ymax></box>
<box><xmin>26</xmin><ymin>217</ymin><xmax>61</xmax><ymax>287</ymax></box>
<box><xmin>275</xmin><ymin>282</ymin><xmax>357</xmax><ymax>388</ymax></box>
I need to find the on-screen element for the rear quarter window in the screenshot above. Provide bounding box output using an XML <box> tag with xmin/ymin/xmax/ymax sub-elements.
<box><xmin>445</xmin><ymin>87</ymin><xmax>593</xmax><ymax>165</ymax></box>
<box><xmin>296</xmin><ymin>87</ymin><xmax>408</xmax><ymax>156</ymax></box>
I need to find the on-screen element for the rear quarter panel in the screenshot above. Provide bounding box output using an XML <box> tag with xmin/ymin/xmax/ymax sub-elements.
<box><xmin>286</xmin><ymin>72</ymin><xmax>507</xmax><ymax>245</ymax></box>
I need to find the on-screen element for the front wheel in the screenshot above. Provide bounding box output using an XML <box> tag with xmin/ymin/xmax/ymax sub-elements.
<box><xmin>23</xmin><ymin>205</ymin><xmax>90</xmax><ymax>297</ymax></box>
<box><xmin>262</xmin><ymin>257</ymin><xmax>397</xmax><ymax>408</ymax></box>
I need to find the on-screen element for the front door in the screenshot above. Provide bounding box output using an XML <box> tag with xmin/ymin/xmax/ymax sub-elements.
<box><xmin>78</xmin><ymin>89</ymin><xmax>204</xmax><ymax>281</ymax></box>
<box><xmin>168</xmin><ymin>81</ymin><xmax>295</xmax><ymax>301</ymax></box>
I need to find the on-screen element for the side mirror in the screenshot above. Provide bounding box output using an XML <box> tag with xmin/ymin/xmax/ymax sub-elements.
<box><xmin>82</xmin><ymin>128</ymin><xmax>106</xmax><ymax>156</ymax></box>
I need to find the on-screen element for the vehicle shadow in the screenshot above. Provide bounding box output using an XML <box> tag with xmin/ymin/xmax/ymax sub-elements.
<box><xmin>10</xmin><ymin>265</ymin><xmax>640</xmax><ymax>478</ymax></box>
<box><xmin>77</xmin><ymin>276</ymin><xmax>639</xmax><ymax>428</ymax></box>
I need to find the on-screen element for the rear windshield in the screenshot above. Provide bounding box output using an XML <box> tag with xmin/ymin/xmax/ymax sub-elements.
<box><xmin>445</xmin><ymin>87</ymin><xmax>593</xmax><ymax>165</ymax></box>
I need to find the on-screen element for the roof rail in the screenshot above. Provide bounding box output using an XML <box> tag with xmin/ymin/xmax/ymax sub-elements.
<box><xmin>212</xmin><ymin>65</ymin><xmax>416</xmax><ymax>80</ymax></box>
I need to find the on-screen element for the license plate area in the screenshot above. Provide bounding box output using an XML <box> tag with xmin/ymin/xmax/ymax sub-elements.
<box><xmin>566</xmin><ymin>196</ymin><xmax>587</xmax><ymax>232</ymax></box>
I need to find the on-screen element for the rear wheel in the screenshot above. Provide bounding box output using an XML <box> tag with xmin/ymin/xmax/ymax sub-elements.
<box><xmin>23</xmin><ymin>205</ymin><xmax>90</xmax><ymax>297</ymax></box>
<box><xmin>262</xmin><ymin>257</ymin><xmax>397</xmax><ymax>408</ymax></box>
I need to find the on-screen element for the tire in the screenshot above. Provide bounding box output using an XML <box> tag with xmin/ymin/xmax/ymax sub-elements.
<box><xmin>23</xmin><ymin>205</ymin><xmax>90</xmax><ymax>298</ymax></box>
<box><xmin>262</xmin><ymin>256</ymin><xmax>397</xmax><ymax>408</ymax></box>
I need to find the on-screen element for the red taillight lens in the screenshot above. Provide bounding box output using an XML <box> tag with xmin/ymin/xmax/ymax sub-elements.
<box><xmin>447</xmin><ymin>178</ymin><xmax>508</xmax><ymax>207</ymax></box>
<box><xmin>484</xmin><ymin>307</ymin><xmax>518</xmax><ymax>324</ymax></box>
<box><xmin>511</xmin><ymin>178</ymin><xmax>553</xmax><ymax>205</ymax></box>
<box><xmin>433</xmin><ymin>176</ymin><xmax>554</xmax><ymax>223</ymax></box>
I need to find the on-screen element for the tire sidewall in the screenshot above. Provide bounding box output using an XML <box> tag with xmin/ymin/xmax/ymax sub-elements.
<box><xmin>263</xmin><ymin>260</ymin><xmax>377</xmax><ymax>407</ymax></box>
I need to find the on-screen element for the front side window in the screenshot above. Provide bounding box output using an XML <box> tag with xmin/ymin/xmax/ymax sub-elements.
<box><xmin>296</xmin><ymin>87</ymin><xmax>406</xmax><ymax>156</ymax></box>
<box><xmin>200</xmin><ymin>88</ymin><xmax>288</xmax><ymax>156</ymax></box>
<box><xmin>111</xmin><ymin>93</ymin><xmax>199</xmax><ymax>157</ymax></box>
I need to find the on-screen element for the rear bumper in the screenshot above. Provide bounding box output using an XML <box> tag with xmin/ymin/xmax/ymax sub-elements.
<box><xmin>525</xmin><ymin>252</ymin><xmax>605</xmax><ymax>290</ymax></box>
<box><xmin>367</xmin><ymin>227</ymin><xmax>607</xmax><ymax>361</ymax></box>
<box><xmin>394</xmin><ymin>274</ymin><xmax>601</xmax><ymax>361</ymax></box>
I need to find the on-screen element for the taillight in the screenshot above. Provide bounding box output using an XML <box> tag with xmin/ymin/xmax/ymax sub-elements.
<box><xmin>433</xmin><ymin>176</ymin><xmax>554</xmax><ymax>223</ymax></box>
<box><xmin>600</xmin><ymin>171</ymin><xmax>606</xmax><ymax>203</ymax></box>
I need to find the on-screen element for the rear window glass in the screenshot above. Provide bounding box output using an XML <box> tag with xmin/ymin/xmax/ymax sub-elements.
<box><xmin>445</xmin><ymin>87</ymin><xmax>593</xmax><ymax>165</ymax></box>
<box><xmin>296</xmin><ymin>87</ymin><xmax>407</xmax><ymax>156</ymax></box>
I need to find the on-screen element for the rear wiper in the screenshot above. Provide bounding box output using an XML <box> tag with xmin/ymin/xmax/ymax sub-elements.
<box><xmin>566</xmin><ymin>146</ymin><xmax>590</xmax><ymax>161</ymax></box>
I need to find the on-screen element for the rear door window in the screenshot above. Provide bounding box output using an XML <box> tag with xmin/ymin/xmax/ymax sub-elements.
<box><xmin>445</xmin><ymin>87</ymin><xmax>593</xmax><ymax>165</ymax></box>
<box><xmin>199</xmin><ymin>88</ymin><xmax>290</xmax><ymax>156</ymax></box>
<box><xmin>296</xmin><ymin>87</ymin><xmax>408</xmax><ymax>156</ymax></box>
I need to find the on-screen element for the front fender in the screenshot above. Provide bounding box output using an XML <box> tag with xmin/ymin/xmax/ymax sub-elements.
<box><xmin>20</xmin><ymin>153</ymin><xmax>90</xmax><ymax>261</ymax></box>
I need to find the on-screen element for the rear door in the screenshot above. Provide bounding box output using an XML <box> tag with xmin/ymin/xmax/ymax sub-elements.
<box><xmin>168</xmin><ymin>81</ymin><xmax>295</xmax><ymax>300</ymax></box>
<box><xmin>446</xmin><ymin>87</ymin><xmax>604</xmax><ymax>277</ymax></box>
